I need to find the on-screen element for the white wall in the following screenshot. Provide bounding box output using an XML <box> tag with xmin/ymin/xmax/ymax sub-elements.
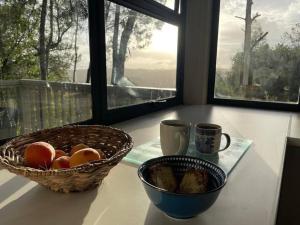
<box><xmin>183</xmin><ymin>0</ymin><xmax>213</xmax><ymax>105</ymax></box>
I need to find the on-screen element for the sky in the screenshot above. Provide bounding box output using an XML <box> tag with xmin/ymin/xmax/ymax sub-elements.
<box><xmin>125</xmin><ymin>23</ymin><xmax>178</xmax><ymax>70</ymax></box>
<box><xmin>74</xmin><ymin>0</ymin><xmax>300</xmax><ymax>72</ymax></box>
<box><xmin>75</xmin><ymin>0</ymin><xmax>177</xmax><ymax>71</ymax></box>
<box><xmin>217</xmin><ymin>0</ymin><xmax>300</xmax><ymax>69</ymax></box>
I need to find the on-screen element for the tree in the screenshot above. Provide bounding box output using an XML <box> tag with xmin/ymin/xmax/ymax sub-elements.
<box><xmin>38</xmin><ymin>0</ymin><xmax>47</xmax><ymax>80</ymax></box>
<box><xmin>0</xmin><ymin>0</ymin><xmax>39</xmax><ymax>80</ymax></box>
<box><xmin>217</xmin><ymin>23</ymin><xmax>300</xmax><ymax>102</ymax></box>
<box><xmin>1</xmin><ymin>0</ymin><xmax>167</xmax><ymax>84</ymax></box>
<box><xmin>38</xmin><ymin>0</ymin><xmax>76</xmax><ymax>80</ymax></box>
<box><xmin>105</xmin><ymin>0</ymin><xmax>166</xmax><ymax>85</ymax></box>
<box><xmin>215</xmin><ymin>24</ymin><xmax>269</xmax><ymax>99</ymax></box>
<box><xmin>284</xmin><ymin>23</ymin><xmax>300</xmax><ymax>48</ymax></box>
<box><xmin>282</xmin><ymin>24</ymin><xmax>300</xmax><ymax>101</ymax></box>
<box><xmin>0</xmin><ymin>0</ymin><xmax>85</xmax><ymax>81</ymax></box>
<box><xmin>71</xmin><ymin>0</ymin><xmax>88</xmax><ymax>82</ymax></box>
<box><xmin>235</xmin><ymin>0</ymin><xmax>268</xmax><ymax>86</ymax></box>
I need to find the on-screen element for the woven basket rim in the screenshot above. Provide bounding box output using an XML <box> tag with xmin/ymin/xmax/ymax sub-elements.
<box><xmin>0</xmin><ymin>125</ymin><xmax>133</xmax><ymax>176</ymax></box>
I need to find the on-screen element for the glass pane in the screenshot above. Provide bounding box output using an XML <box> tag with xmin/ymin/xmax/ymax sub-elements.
<box><xmin>105</xmin><ymin>1</ymin><xmax>178</xmax><ymax>109</ymax></box>
<box><xmin>214</xmin><ymin>0</ymin><xmax>300</xmax><ymax>104</ymax></box>
<box><xmin>153</xmin><ymin>0</ymin><xmax>175</xmax><ymax>10</ymax></box>
<box><xmin>0</xmin><ymin>0</ymin><xmax>91</xmax><ymax>140</ymax></box>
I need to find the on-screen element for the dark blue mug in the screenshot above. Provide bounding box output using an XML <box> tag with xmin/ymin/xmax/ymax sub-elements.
<box><xmin>195</xmin><ymin>123</ymin><xmax>230</xmax><ymax>154</ymax></box>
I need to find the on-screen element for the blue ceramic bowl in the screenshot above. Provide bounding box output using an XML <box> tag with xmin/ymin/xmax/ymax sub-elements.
<box><xmin>138</xmin><ymin>155</ymin><xmax>227</xmax><ymax>219</ymax></box>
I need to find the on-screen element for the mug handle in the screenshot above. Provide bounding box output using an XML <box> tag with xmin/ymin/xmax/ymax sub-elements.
<box><xmin>218</xmin><ymin>133</ymin><xmax>231</xmax><ymax>152</ymax></box>
<box><xmin>177</xmin><ymin>130</ymin><xmax>190</xmax><ymax>154</ymax></box>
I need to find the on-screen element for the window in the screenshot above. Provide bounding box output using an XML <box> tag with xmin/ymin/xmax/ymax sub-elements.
<box><xmin>0</xmin><ymin>0</ymin><xmax>91</xmax><ymax>140</ymax></box>
<box><xmin>0</xmin><ymin>0</ymin><xmax>185</xmax><ymax>141</ymax></box>
<box><xmin>105</xmin><ymin>1</ymin><xmax>178</xmax><ymax>109</ymax></box>
<box><xmin>88</xmin><ymin>0</ymin><xmax>185</xmax><ymax>123</ymax></box>
<box><xmin>208</xmin><ymin>0</ymin><xmax>300</xmax><ymax>110</ymax></box>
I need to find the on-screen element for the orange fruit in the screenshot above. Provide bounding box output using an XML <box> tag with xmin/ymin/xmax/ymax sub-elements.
<box><xmin>52</xmin><ymin>156</ymin><xmax>70</xmax><ymax>169</ymax></box>
<box><xmin>69</xmin><ymin>148</ymin><xmax>101</xmax><ymax>168</ymax></box>
<box><xmin>70</xmin><ymin>143</ymin><xmax>89</xmax><ymax>155</ymax></box>
<box><xmin>24</xmin><ymin>142</ymin><xmax>55</xmax><ymax>169</ymax></box>
<box><xmin>54</xmin><ymin>149</ymin><xmax>67</xmax><ymax>159</ymax></box>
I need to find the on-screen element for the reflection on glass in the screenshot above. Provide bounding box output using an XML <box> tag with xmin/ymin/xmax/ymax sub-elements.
<box><xmin>215</xmin><ymin>0</ymin><xmax>300</xmax><ymax>104</ymax></box>
<box><xmin>0</xmin><ymin>0</ymin><xmax>91</xmax><ymax>140</ymax></box>
<box><xmin>105</xmin><ymin>1</ymin><xmax>178</xmax><ymax>109</ymax></box>
<box><xmin>153</xmin><ymin>0</ymin><xmax>175</xmax><ymax>9</ymax></box>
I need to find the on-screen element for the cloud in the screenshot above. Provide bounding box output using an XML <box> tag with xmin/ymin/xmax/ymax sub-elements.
<box><xmin>217</xmin><ymin>0</ymin><xmax>300</xmax><ymax>68</ymax></box>
<box><xmin>221</xmin><ymin>0</ymin><xmax>245</xmax><ymax>15</ymax></box>
<box><xmin>282</xmin><ymin>0</ymin><xmax>300</xmax><ymax>25</ymax></box>
<box><xmin>249</xmin><ymin>0</ymin><xmax>300</xmax><ymax>33</ymax></box>
<box><xmin>217</xmin><ymin>4</ymin><xmax>245</xmax><ymax>69</ymax></box>
<box><xmin>250</xmin><ymin>0</ymin><xmax>300</xmax><ymax>45</ymax></box>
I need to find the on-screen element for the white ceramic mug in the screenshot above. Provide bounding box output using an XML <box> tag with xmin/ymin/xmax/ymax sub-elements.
<box><xmin>160</xmin><ymin>120</ymin><xmax>191</xmax><ymax>155</ymax></box>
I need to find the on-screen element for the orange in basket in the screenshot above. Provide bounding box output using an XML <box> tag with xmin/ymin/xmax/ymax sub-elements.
<box><xmin>0</xmin><ymin>125</ymin><xmax>133</xmax><ymax>193</ymax></box>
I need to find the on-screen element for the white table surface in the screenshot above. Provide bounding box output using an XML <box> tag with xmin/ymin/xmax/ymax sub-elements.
<box><xmin>0</xmin><ymin>105</ymin><xmax>293</xmax><ymax>225</ymax></box>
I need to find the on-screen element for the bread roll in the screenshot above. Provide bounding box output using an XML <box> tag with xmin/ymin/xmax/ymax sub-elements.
<box><xmin>149</xmin><ymin>165</ymin><xmax>177</xmax><ymax>192</ymax></box>
<box><xmin>179</xmin><ymin>169</ymin><xmax>208</xmax><ymax>193</ymax></box>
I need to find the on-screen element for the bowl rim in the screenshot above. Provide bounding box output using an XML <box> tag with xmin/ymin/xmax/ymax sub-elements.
<box><xmin>137</xmin><ymin>155</ymin><xmax>227</xmax><ymax>196</ymax></box>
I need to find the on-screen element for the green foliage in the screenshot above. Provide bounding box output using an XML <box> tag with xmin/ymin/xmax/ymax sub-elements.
<box><xmin>0</xmin><ymin>0</ymin><xmax>40</xmax><ymax>80</ymax></box>
<box><xmin>284</xmin><ymin>23</ymin><xmax>300</xmax><ymax>48</ymax></box>
<box><xmin>0</xmin><ymin>0</ymin><xmax>86</xmax><ymax>81</ymax></box>
<box><xmin>1</xmin><ymin>0</ymin><xmax>167</xmax><ymax>82</ymax></box>
<box><xmin>215</xmin><ymin>24</ymin><xmax>300</xmax><ymax>103</ymax></box>
<box><xmin>215</xmin><ymin>72</ymin><xmax>234</xmax><ymax>97</ymax></box>
<box><xmin>47</xmin><ymin>50</ymin><xmax>73</xmax><ymax>81</ymax></box>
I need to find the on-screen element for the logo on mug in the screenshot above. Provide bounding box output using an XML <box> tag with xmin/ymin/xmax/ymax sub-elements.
<box><xmin>195</xmin><ymin>123</ymin><xmax>230</xmax><ymax>154</ymax></box>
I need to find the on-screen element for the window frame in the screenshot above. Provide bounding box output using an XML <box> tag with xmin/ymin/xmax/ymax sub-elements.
<box><xmin>89</xmin><ymin>0</ymin><xmax>186</xmax><ymax>125</ymax></box>
<box><xmin>207</xmin><ymin>0</ymin><xmax>300</xmax><ymax>112</ymax></box>
<box><xmin>0</xmin><ymin>0</ymin><xmax>186</xmax><ymax>144</ymax></box>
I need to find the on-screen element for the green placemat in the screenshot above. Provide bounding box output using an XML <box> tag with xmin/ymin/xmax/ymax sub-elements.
<box><xmin>124</xmin><ymin>136</ymin><xmax>252</xmax><ymax>175</ymax></box>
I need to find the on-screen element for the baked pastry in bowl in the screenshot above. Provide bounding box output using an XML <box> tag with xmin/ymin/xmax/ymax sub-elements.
<box><xmin>138</xmin><ymin>155</ymin><xmax>227</xmax><ymax>219</ymax></box>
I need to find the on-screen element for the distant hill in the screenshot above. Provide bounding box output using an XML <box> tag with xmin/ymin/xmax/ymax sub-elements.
<box><xmin>68</xmin><ymin>68</ymin><xmax>176</xmax><ymax>88</ymax></box>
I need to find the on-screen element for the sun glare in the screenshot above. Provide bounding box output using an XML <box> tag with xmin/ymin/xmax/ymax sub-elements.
<box><xmin>150</xmin><ymin>24</ymin><xmax>178</xmax><ymax>53</ymax></box>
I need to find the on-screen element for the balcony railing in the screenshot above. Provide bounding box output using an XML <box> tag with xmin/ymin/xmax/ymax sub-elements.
<box><xmin>0</xmin><ymin>79</ymin><xmax>175</xmax><ymax>139</ymax></box>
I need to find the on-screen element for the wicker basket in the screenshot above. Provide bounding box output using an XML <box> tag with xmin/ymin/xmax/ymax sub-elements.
<box><xmin>0</xmin><ymin>125</ymin><xmax>133</xmax><ymax>193</ymax></box>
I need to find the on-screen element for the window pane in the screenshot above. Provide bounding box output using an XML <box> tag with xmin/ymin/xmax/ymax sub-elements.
<box><xmin>105</xmin><ymin>1</ymin><xmax>178</xmax><ymax>109</ymax></box>
<box><xmin>214</xmin><ymin>0</ymin><xmax>300</xmax><ymax>104</ymax></box>
<box><xmin>153</xmin><ymin>0</ymin><xmax>175</xmax><ymax>10</ymax></box>
<box><xmin>0</xmin><ymin>0</ymin><xmax>91</xmax><ymax>140</ymax></box>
